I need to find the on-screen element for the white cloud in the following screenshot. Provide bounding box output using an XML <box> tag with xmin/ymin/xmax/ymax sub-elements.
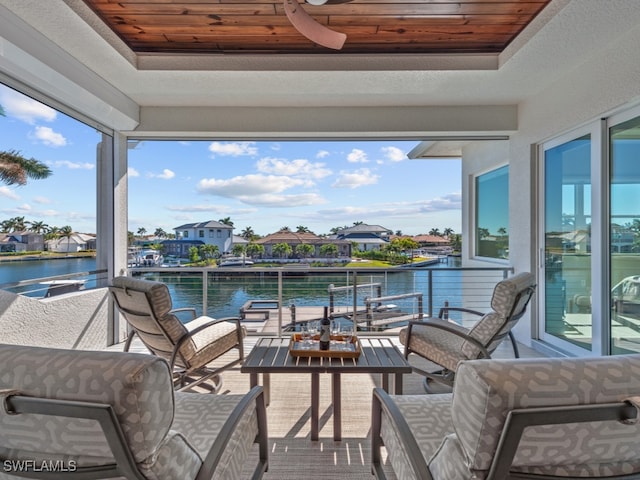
<box><xmin>332</xmin><ymin>168</ymin><xmax>379</xmax><ymax>189</ymax></box>
<box><xmin>53</xmin><ymin>160</ymin><xmax>93</xmax><ymax>170</ymax></box>
<box><xmin>0</xmin><ymin>186</ymin><xmax>20</xmax><ymax>200</ymax></box>
<box><xmin>237</xmin><ymin>193</ymin><xmax>326</xmax><ymax>207</ymax></box>
<box><xmin>347</xmin><ymin>148</ymin><xmax>368</xmax><ymax>163</ymax></box>
<box><xmin>208</xmin><ymin>141</ymin><xmax>258</xmax><ymax>157</ymax></box>
<box><xmin>166</xmin><ymin>204</ymin><xmax>256</xmax><ymax>215</ymax></box>
<box><xmin>420</xmin><ymin>192</ymin><xmax>462</xmax><ymax>211</ymax></box>
<box><xmin>32</xmin><ymin>126</ymin><xmax>67</xmax><ymax>147</ymax></box>
<box><xmin>0</xmin><ymin>88</ymin><xmax>56</xmax><ymax>124</ymax></box>
<box><xmin>316</xmin><ymin>150</ymin><xmax>330</xmax><ymax>158</ymax></box>
<box><xmin>382</xmin><ymin>146</ymin><xmax>406</xmax><ymax>162</ymax></box>
<box><xmin>128</xmin><ymin>167</ymin><xmax>140</xmax><ymax>177</ymax></box>
<box><xmin>148</xmin><ymin>169</ymin><xmax>175</xmax><ymax>180</ymax></box>
<box><xmin>256</xmin><ymin>157</ymin><xmax>331</xmax><ymax>180</ymax></box>
<box><xmin>197</xmin><ymin>174</ymin><xmax>305</xmax><ymax>197</ymax></box>
<box><xmin>16</xmin><ymin>203</ymin><xmax>32</xmax><ymax>212</ymax></box>
<box><xmin>197</xmin><ymin>174</ymin><xmax>326</xmax><ymax>207</ymax></box>
<box><xmin>34</xmin><ymin>196</ymin><xmax>51</xmax><ymax>204</ymax></box>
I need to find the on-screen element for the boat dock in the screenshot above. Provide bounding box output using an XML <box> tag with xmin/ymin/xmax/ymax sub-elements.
<box><xmin>239</xmin><ymin>302</ymin><xmax>425</xmax><ymax>334</ymax></box>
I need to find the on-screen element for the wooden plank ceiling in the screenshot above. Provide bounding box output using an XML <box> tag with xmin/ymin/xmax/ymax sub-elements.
<box><xmin>80</xmin><ymin>0</ymin><xmax>552</xmax><ymax>55</ymax></box>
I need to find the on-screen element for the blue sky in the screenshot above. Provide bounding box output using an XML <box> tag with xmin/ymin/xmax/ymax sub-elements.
<box><xmin>1</xmin><ymin>84</ymin><xmax>462</xmax><ymax>236</ymax></box>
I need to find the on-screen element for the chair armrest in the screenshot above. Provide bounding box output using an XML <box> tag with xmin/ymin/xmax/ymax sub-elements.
<box><xmin>405</xmin><ymin>319</ymin><xmax>491</xmax><ymax>359</ymax></box>
<box><xmin>371</xmin><ymin>387</ymin><xmax>432</xmax><ymax>480</ymax></box>
<box><xmin>438</xmin><ymin>305</ymin><xmax>483</xmax><ymax>319</ymax></box>
<box><xmin>195</xmin><ymin>385</ymin><xmax>268</xmax><ymax>480</ymax></box>
<box><xmin>171</xmin><ymin>317</ymin><xmax>245</xmax><ymax>370</ymax></box>
<box><xmin>170</xmin><ymin>307</ymin><xmax>197</xmax><ymax>321</ymax></box>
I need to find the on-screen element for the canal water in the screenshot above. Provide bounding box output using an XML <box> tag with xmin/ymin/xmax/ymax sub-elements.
<box><xmin>1</xmin><ymin>257</ymin><xmax>469</xmax><ymax>326</ymax></box>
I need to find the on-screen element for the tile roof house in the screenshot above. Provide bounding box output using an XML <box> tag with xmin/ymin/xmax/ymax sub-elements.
<box><xmin>332</xmin><ymin>224</ymin><xmax>392</xmax><ymax>251</ymax></box>
<box><xmin>255</xmin><ymin>230</ymin><xmax>351</xmax><ymax>259</ymax></box>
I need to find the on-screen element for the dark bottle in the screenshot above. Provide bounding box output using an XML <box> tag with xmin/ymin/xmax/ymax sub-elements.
<box><xmin>319</xmin><ymin>306</ymin><xmax>331</xmax><ymax>350</ymax></box>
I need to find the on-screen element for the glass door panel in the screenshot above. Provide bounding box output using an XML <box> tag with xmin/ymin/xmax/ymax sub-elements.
<box><xmin>610</xmin><ymin>115</ymin><xmax>640</xmax><ymax>354</ymax></box>
<box><xmin>543</xmin><ymin>134</ymin><xmax>592</xmax><ymax>351</ymax></box>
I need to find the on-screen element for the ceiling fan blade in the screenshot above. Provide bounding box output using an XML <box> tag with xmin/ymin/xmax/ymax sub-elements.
<box><xmin>284</xmin><ymin>0</ymin><xmax>347</xmax><ymax>50</ymax></box>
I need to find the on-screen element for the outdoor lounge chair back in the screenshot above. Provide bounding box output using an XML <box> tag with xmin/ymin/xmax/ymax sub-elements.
<box><xmin>0</xmin><ymin>343</ymin><xmax>268</xmax><ymax>480</ymax></box>
<box><xmin>110</xmin><ymin>276</ymin><xmax>194</xmax><ymax>367</ymax></box>
<box><xmin>400</xmin><ymin>272</ymin><xmax>536</xmax><ymax>389</ymax></box>
<box><xmin>109</xmin><ymin>276</ymin><xmax>245</xmax><ymax>391</ymax></box>
<box><xmin>372</xmin><ymin>354</ymin><xmax>640</xmax><ymax>480</ymax></box>
<box><xmin>462</xmin><ymin>272</ymin><xmax>536</xmax><ymax>359</ymax></box>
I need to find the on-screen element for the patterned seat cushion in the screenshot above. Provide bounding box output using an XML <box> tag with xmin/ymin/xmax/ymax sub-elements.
<box><xmin>438</xmin><ymin>355</ymin><xmax>640</xmax><ymax>478</ymax></box>
<box><xmin>185</xmin><ymin>316</ymin><xmax>243</xmax><ymax>371</ymax></box>
<box><xmin>0</xmin><ymin>343</ymin><xmax>204</xmax><ymax>479</ymax></box>
<box><xmin>461</xmin><ymin>272</ymin><xmax>535</xmax><ymax>358</ymax></box>
<box><xmin>172</xmin><ymin>392</ymin><xmax>260</xmax><ymax>480</ymax></box>
<box><xmin>399</xmin><ymin>320</ymin><xmax>470</xmax><ymax>371</ymax></box>
<box><xmin>380</xmin><ymin>394</ymin><xmax>454</xmax><ymax>480</ymax></box>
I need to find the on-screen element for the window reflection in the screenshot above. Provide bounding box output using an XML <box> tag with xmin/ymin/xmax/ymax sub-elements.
<box><xmin>610</xmin><ymin>115</ymin><xmax>640</xmax><ymax>354</ymax></box>
<box><xmin>475</xmin><ymin>165</ymin><xmax>509</xmax><ymax>260</ymax></box>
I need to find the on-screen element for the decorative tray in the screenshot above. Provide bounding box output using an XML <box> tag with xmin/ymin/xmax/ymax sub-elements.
<box><xmin>289</xmin><ymin>334</ymin><xmax>361</xmax><ymax>358</ymax></box>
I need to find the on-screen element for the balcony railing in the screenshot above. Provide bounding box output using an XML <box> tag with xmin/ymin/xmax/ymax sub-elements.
<box><xmin>0</xmin><ymin>269</ymin><xmax>109</xmax><ymax>298</ymax></box>
<box><xmin>127</xmin><ymin>265</ymin><xmax>513</xmax><ymax>335</ymax></box>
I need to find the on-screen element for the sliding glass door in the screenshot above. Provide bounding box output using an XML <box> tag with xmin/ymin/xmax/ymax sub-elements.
<box><xmin>540</xmin><ymin>130</ymin><xmax>594</xmax><ymax>353</ymax></box>
<box><xmin>610</xmin><ymin>113</ymin><xmax>640</xmax><ymax>354</ymax></box>
<box><xmin>539</xmin><ymin>108</ymin><xmax>640</xmax><ymax>356</ymax></box>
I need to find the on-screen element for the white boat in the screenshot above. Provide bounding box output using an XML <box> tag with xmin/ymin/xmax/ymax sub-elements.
<box><xmin>128</xmin><ymin>248</ymin><xmax>164</xmax><ymax>267</ymax></box>
<box><xmin>219</xmin><ymin>256</ymin><xmax>254</xmax><ymax>267</ymax></box>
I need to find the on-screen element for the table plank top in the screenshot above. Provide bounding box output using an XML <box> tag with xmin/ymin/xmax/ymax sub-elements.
<box><xmin>241</xmin><ymin>337</ymin><xmax>412</xmax><ymax>374</ymax></box>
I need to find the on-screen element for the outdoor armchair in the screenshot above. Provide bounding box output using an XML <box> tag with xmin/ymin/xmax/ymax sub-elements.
<box><xmin>110</xmin><ymin>276</ymin><xmax>245</xmax><ymax>393</ymax></box>
<box><xmin>372</xmin><ymin>354</ymin><xmax>640</xmax><ymax>479</ymax></box>
<box><xmin>400</xmin><ymin>272</ymin><xmax>536</xmax><ymax>391</ymax></box>
<box><xmin>0</xmin><ymin>343</ymin><xmax>268</xmax><ymax>480</ymax></box>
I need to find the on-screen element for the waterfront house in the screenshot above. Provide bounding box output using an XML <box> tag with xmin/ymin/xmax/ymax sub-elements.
<box><xmin>331</xmin><ymin>224</ymin><xmax>392</xmax><ymax>252</ymax></box>
<box><xmin>46</xmin><ymin>233</ymin><xmax>95</xmax><ymax>253</ymax></box>
<box><xmin>255</xmin><ymin>229</ymin><xmax>351</xmax><ymax>260</ymax></box>
<box><xmin>173</xmin><ymin>221</ymin><xmax>234</xmax><ymax>254</ymax></box>
<box><xmin>0</xmin><ymin>231</ymin><xmax>44</xmax><ymax>253</ymax></box>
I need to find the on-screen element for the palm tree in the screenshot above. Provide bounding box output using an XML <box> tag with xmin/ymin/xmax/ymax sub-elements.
<box><xmin>428</xmin><ymin>227</ymin><xmax>441</xmax><ymax>237</ymax></box>
<box><xmin>279</xmin><ymin>226</ymin><xmax>291</xmax><ymax>232</ymax></box>
<box><xmin>137</xmin><ymin>227</ymin><xmax>147</xmax><ymax>237</ymax></box>
<box><xmin>241</xmin><ymin>226</ymin><xmax>255</xmax><ymax>240</ymax></box>
<box><xmin>199</xmin><ymin>244</ymin><xmax>219</xmax><ymax>261</ymax></box>
<box><xmin>246</xmin><ymin>243</ymin><xmax>265</xmax><ymax>258</ymax></box>
<box><xmin>330</xmin><ymin>226</ymin><xmax>348</xmax><ymax>234</ymax></box>
<box><xmin>0</xmin><ymin>106</ymin><xmax>52</xmax><ymax>186</ymax></box>
<box><xmin>28</xmin><ymin>220</ymin><xmax>49</xmax><ymax>234</ymax></box>
<box><xmin>0</xmin><ymin>150</ymin><xmax>52</xmax><ymax>186</ymax></box>
<box><xmin>3</xmin><ymin>216</ymin><xmax>27</xmax><ymax>232</ymax></box>
<box><xmin>45</xmin><ymin>226</ymin><xmax>60</xmax><ymax>241</ymax></box>
<box><xmin>320</xmin><ymin>243</ymin><xmax>338</xmax><ymax>258</ymax></box>
<box><xmin>443</xmin><ymin>227</ymin><xmax>454</xmax><ymax>237</ymax></box>
<box><xmin>295</xmin><ymin>243</ymin><xmax>314</xmax><ymax>259</ymax></box>
<box><xmin>219</xmin><ymin>217</ymin><xmax>234</xmax><ymax>227</ymax></box>
<box><xmin>59</xmin><ymin>225</ymin><xmax>74</xmax><ymax>253</ymax></box>
<box><xmin>154</xmin><ymin>228</ymin><xmax>167</xmax><ymax>238</ymax></box>
<box><xmin>272</xmin><ymin>242</ymin><xmax>292</xmax><ymax>259</ymax></box>
<box><xmin>296</xmin><ymin>225</ymin><xmax>310</xmax><ymax>233</ymax></box>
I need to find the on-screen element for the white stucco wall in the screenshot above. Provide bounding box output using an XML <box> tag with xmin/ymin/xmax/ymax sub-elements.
<box><xmin>463</xmin><ymin>20</ymin><xmax>640</xmax><ymax>348</ymax></box>
<box><xmin>0</xmin><ymin>288</ymin><xmax>123</xmax><ymax>349</ymax></box>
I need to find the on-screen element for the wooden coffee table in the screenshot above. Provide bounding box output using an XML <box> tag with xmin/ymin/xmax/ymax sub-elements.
<box><xmin>241</xmin><ymin>337</ymin><xmax>411</xmax><ymax>441</ymax></box>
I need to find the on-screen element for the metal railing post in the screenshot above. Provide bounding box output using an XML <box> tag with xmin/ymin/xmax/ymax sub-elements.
<box><xmin>202</xmin><ymin>269</ymin><xmax>208</xmax><ymax>317</ymax></box>
<box><xmin>427</xmin><ymin>269</ymin><xmax>433</xmax><ymax>317</ymax></box>
<box><xmin>278</xmin><ymin>270</ymin><xmax>283</xmax><ymax>337</ymax></box>
<box><xmin>352</xmin><ymin>270</ymin><xmax>358</xmax><ymax>334</ymax></box>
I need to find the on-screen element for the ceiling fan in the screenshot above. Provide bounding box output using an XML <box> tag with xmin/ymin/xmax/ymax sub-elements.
<box><xmin>283</xmin><ymin>0</ymin><xmax>352</xmax><ymax>50</ymax></box>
